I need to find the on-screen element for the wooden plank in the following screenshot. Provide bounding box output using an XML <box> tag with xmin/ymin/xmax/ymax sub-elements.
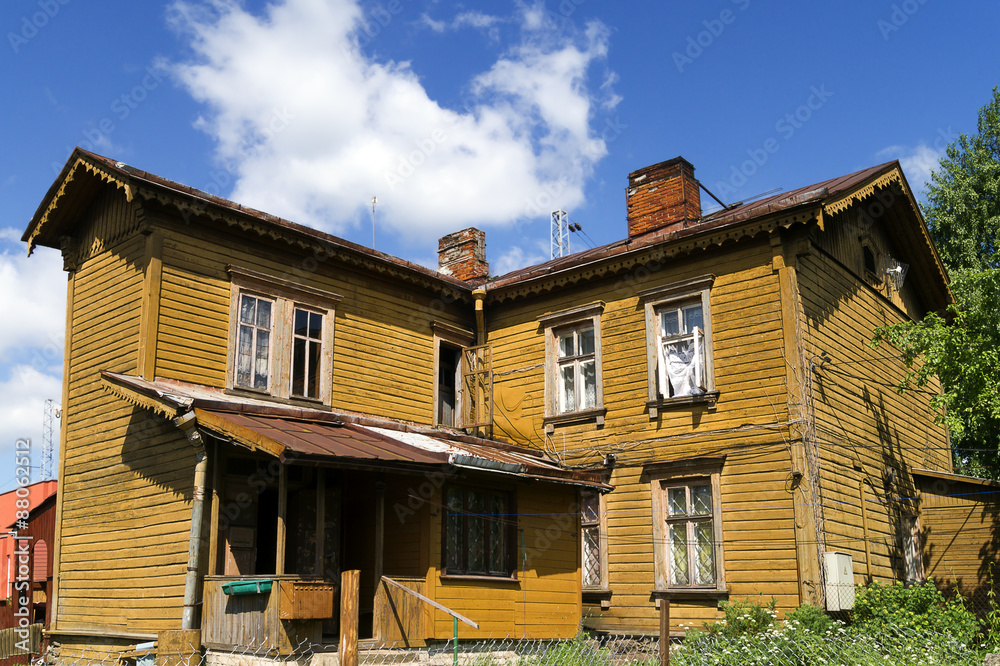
<box><xmin>339</xmin><ymin>570</ymin><xmax>360</xmax><ymax>666</ymax></box>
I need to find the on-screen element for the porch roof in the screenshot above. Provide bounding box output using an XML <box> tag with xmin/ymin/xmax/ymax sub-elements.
<box><xmin>101</xmin><ymin>371</ymin><xmax>610</xmax><ymax>490</ymax></box>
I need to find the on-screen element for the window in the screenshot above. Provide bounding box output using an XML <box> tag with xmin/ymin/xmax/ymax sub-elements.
<box><xmin>901</xmin><ymin>514</ymin><xmax>924</xmax><ymax>583</ymax></box>
<box><xmin>647</xmin><ymin>457</ymin><xmax>726</xmax><ymax>594</ymax></box>
<box><xmin>227</xmin><ymin>267</ymin><xmax>341</xmax><ymax>404</ymax></box>
<box><xmin>432</xmin><ymin>321</ymin><xmax>475</xmax><ymax>428</ymax></box>
<box><xmin>236</xmin><ymin>294</ymin><xmax>274</xmax><ymax>391</ymax></box>
<box><xmin>443</xmin><ymin>486</ymin><xmax>515</xmax><ymax>577</ymax></box>
<box><xmin>291</xmin><ymin>308</ymin><xmax>324</xmax><ymax>399</ymax></box>
<box><xmin>557</xmin><ymin>325</ymin><xmax>597</xmax><ymax>413</ymax></box>
<box><xmin>640</xmin><ymin>276</ymin><xmax>716</xmax><ymax>416</ymax></box>
<box><xmin>581</xmin><ymin>489</ymin><xmax>608</xmax><ymax>590</ymax></box>
<box><xmin>656</xmin><ymin>301</ymin><xmax>706</xmax><ymax>399</ymax></box>
<box><xmin>664</xmin><ymin>481</ymin><xmax>715</xmax><ymax>586</ymax></box>
<box><xmin>539</xmin><ymin>302</ymin><xmax>605</xmax><ymax>427</ymax></box>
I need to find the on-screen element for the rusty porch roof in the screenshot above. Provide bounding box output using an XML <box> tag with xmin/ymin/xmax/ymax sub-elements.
<box><xmin>100</xmin><ymin>371</ymin><xmax>609</xmax><ymax>490</ymax></box>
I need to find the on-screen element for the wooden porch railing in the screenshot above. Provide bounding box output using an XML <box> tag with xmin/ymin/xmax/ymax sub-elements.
<box><xmin>202</xmin><ymin>575</ymin><xmax>335</xmax><ymax>654</ymax></box>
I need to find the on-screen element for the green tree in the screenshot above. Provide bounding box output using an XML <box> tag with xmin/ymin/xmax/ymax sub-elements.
<box><xmin>873</xmin><ymin>87</ymin><xmax>1000</xmax><ymax>476</ymax></box>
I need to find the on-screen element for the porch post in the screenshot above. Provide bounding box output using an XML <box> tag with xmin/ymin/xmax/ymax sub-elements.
<box><xmin>276</xmin><ymin>464</ymin><xmax>287</xmax><ymax>575</ymax></box>
<box><xmin>316</xmin><ymin>468</ymin><xmax>326</xmax><ymax>576</ymax></box>
<box><xmin>374</xmin><ymin>479</ymin><xmax>385</xmax><ymax>591</ymax></box>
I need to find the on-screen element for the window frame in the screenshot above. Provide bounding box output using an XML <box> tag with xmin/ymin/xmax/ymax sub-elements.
<box><xmin>538</xmin><ymin>302</ymin><xmax>605</xmax><ymax>429</ymax></box>
<box><xmin>639</xmin><ymin>276</ymin><xmax>717</xmax><ymax>417</ymax></box>
<box><xmin>901</xmin><ymin>513</ymin><xmax>925</xmax><ymax>584</ymax></box>
<box><xmin>580</xmin><ymin>488</ymin><xmax>610</xmax><ymax>598</ymax></box>
<box><xmin>227</xmin><ymin>266</ymin><xmax>341</xmax><ymax>405</ymax></box>
<box><xmin>441</xmin><ymin>484</ymin><xmax>517</xmax><ymax>579</ymax></box>
<box><xmin>646</xmin><ymin>456</ymin><xmax>726</xmax><ymax>596</ymax></box>
<box><xmin>432</xmin><ymin>321</ymin><xmax>475</xmax><ymax>428</ymax></box>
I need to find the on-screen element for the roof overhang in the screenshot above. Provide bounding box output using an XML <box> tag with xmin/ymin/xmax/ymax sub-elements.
<box><xmin>100</xmin><ymin>371</ymin><xmax>610</xmax><ymax>491</ymax></box>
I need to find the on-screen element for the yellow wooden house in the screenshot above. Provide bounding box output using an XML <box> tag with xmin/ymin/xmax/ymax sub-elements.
<box><xmin>474</xmin><ymin>156</ymin><xmax>958</xmax><ymax>634</ymax></box>
<box><xmin>22</xmin><ymin>149</ymin><xmax>605</xmax><ymax>658</ymax></box>
<box><xmin>23</xmin><ymin>147</ymin><xmax>971</xmax><ymax>652</ymax></box>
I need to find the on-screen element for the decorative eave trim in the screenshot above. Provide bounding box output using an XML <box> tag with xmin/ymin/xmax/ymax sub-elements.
<box><xmin>100</xmin><ymin>372</ymin><xmax>191</xmax><ymax>420</ymax></box>
<box><xmin>487</xmin><ymin>208</ymin><xmax>819</xmax><ymax>304</ymax></box>
<box><xmin>25</xmin><ymin>158</ymin><xmax>133</xmax><ymax>255</ymax></box>
<box><xmin>134</xmin><ymin>184</ymin><xmax>471</xmax><ymax>302</ymax></box>
<box><xmin>823</xmin><ymin>168</ymin><xmax>901</xmax><ymax>216</ymax></box>
<box><xmin>821</xmin><ymin>164</ymin><xmax>952</xmax><ymax>307</ymax></box>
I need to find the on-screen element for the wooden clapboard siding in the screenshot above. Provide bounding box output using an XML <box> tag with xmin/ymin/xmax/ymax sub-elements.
<box><xmin>916</xmin><ymin>473</ymin><xmax>1000</xmax><ymax>610</ymax></box>
<box><xmin>798</xmin><ymin>246</ymin><xmax>951</xmax><ymax>585</ymax></box>
<box><xmin>486</xmin><ymin>238</ymin><xmax>803</xmax><ymax>632</ymax></box>
<box><xmin>55</xmin><ymin>195</ymin><xmax>195</xmax><ymax>637</ymax></box>
<box><xmin>812</xmin><ymin>205</ymin><xmax>926</xmax><ymax>320</ymax></box>
<box><xmin>152</xmin><ymin>218</ymin><xmax>472</xmax><ymax>425</ymax></box>
<box><xmin>425</xmin><ymin>483</ymin><xmax>581</xmax><ymax>640</ymax></box>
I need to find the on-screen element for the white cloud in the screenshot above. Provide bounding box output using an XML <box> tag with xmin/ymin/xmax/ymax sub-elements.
<box><xmin>167</xmin><ymin>0</ymin><xmax>618</xmax><ymax>239</ymax></box>
<box><xmin>0</xmin><ymin>241</ymin><xmax>66</xmax><ymax>366</ymax></box>
<box><xmin>877</xmin><ymin>143</ymin><xmax>944</xmax><ymax>196</ymax></box>
<box><xmin>0</xmin><ymin>365</ymin><xmax>62</xmax><ymax>492</ymax></box>
<box><xmin>492</xmin><ymin>243</ymin><xmax>549</xmax><ymax>277</ymax></box>
<box><xmin>419</xmin><ymin>10</ymin><xmax>503</xmax><ymax>37</ymax></box>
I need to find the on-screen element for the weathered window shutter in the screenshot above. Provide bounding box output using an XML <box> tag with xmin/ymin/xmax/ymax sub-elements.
<box><xmin>460</xmin><ymin>343</ymin><xmax>493</xmax><ymax>436</ymax></box>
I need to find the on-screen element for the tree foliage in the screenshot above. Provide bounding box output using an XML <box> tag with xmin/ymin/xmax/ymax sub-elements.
<box><xmin>924</xmin><ymin>86</ymin><xmax>1000</xmax><ymax>273</ymax></box>
<box><xmin>873</xmin><ymin>87</ymin><xmax>1000</xmax><ymax>476</ymax></box>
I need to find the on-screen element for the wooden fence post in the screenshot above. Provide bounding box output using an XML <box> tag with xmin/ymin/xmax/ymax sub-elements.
<box><xmin>340</xmin><ymin>569</ymin><xmax>360</xmax><ymax>666</ymax></box>
<box><xmin>659</xmin><ymin>598</ymin><xmax>670</xmax><ymax>666</ymax></box>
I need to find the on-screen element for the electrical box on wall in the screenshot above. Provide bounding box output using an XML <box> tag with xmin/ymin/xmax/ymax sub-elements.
<box><xmin>824</xmin><ymin>551</ymin><xmax>855</xmax><ymax>611</ymax></box>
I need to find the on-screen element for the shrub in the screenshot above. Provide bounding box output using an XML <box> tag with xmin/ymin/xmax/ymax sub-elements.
<box><xmin>700</xmin><ymin>595</ymin><xmax>778</xmax><ymax>638</ymax></box>
<box><xmin>851</xmin><ymin>579</ymin><xmax>979</xmax><ymax>646</ymax></box>
<box><xmin>783</xmin><ymin>602</ymin><xmax>840</xmax><ymax>635</ymax></box>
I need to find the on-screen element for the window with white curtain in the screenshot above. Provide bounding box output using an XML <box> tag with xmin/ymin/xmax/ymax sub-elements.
<box><xmin>639</xmin><ymin>276</ymin><xmax>717</xmax><ymax>416</ymax></box>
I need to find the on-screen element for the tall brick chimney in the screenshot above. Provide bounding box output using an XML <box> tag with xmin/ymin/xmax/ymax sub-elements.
<box><xmin>438</xmin><ymin>227</ymin><xmax>488</xmax><ymax>281</ymax></box>
<box><xmin>626</xmin><ymin>156</ymin><xmax>701</xmax><ymax>237</ymax></box>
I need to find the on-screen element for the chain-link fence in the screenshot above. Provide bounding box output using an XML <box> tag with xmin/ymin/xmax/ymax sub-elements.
<box><xmin>37</xmin><ymin>628</ymin><xmax>997</xmax><ymax>666</ymax></box>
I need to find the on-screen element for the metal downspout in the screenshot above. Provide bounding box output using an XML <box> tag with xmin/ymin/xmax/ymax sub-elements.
<box><xmin>473</xmin><ymin>287</ymin><xmax>486</xmax><ymax>346</ymax></box>
<box><xmin>173</xmin><ymin>410</ymin><xmax>207</xmax><ymax>631</ymax></box>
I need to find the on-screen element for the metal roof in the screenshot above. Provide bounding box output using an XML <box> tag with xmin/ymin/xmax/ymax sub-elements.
<box><xmin>101</xmin><ymin>371</ymin><xmax>609</xmax><ymax>490</ymax></box>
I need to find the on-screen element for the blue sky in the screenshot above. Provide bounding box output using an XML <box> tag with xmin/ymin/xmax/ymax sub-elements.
<box><xmin>1</xmin><ymin>0</ymin><xmax>998</xmax><ymax>491</ymax></box>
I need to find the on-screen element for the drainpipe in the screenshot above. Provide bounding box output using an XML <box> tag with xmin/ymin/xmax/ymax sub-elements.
<box><xmin>473</xmin><ymin>287</ymin><xmax>487</xmax><ymax>346</ymax></box>
<box><xmin>173</xmin><ymin>410</ymin><xmax>208</xmax><ymax>631</ymax></box>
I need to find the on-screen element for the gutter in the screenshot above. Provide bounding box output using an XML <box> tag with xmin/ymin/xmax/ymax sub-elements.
<box><xmin>172</xmin><ymin>410</ymin><xmax>208</xmax><ymax>631</ymax></box>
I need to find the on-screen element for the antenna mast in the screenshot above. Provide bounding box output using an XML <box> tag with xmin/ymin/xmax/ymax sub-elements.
<box><xmin>551</xmin><ymin>210</ymin><xmax>569</xmax><ymax>259</ymax></box>
<box><xmin>371</xmin><ymin>196</ymin><xmax>377</xmax><ymax>249</ymax></box>
<box><xmin>42</xmin><ymin>398</ymin><xmax>58</xmax><ymax>481</ymax></box>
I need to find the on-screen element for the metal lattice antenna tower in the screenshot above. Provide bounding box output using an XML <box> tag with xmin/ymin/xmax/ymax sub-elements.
<box><xmin>42</xmin><ymin>398</ymin><xmax>58</xmax><ymax>480</ymax></box>
<box><xmin>551</xmin><ymin>210</ymin><xmax>569</xmax><ymax>259</ymax></box>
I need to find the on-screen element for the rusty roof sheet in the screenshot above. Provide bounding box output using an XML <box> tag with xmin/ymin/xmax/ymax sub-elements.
<box><xmin>100</xmin><ymin>371</ymin><xmax>608</xmax><ymax>489</ymax></box>
<box><xmin>25</xmin><ymin>148</ymin><xmax>471</xmax><ymax>294</ymax></box>
<box><xmin>485</xmin><ymin>162</ymin><xmax>899</xmax><ymax>289</ymax></box>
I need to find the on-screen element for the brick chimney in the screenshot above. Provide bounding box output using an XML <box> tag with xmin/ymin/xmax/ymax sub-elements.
<box><xmin>626</xmin><ymin>156</ymin><xmax>701</xmax><ymax>237</ymax></box>
<box><xmin>438</xmin><ymin>227</ymin><xmax>488</xmax><ymax>281</ymax></box>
